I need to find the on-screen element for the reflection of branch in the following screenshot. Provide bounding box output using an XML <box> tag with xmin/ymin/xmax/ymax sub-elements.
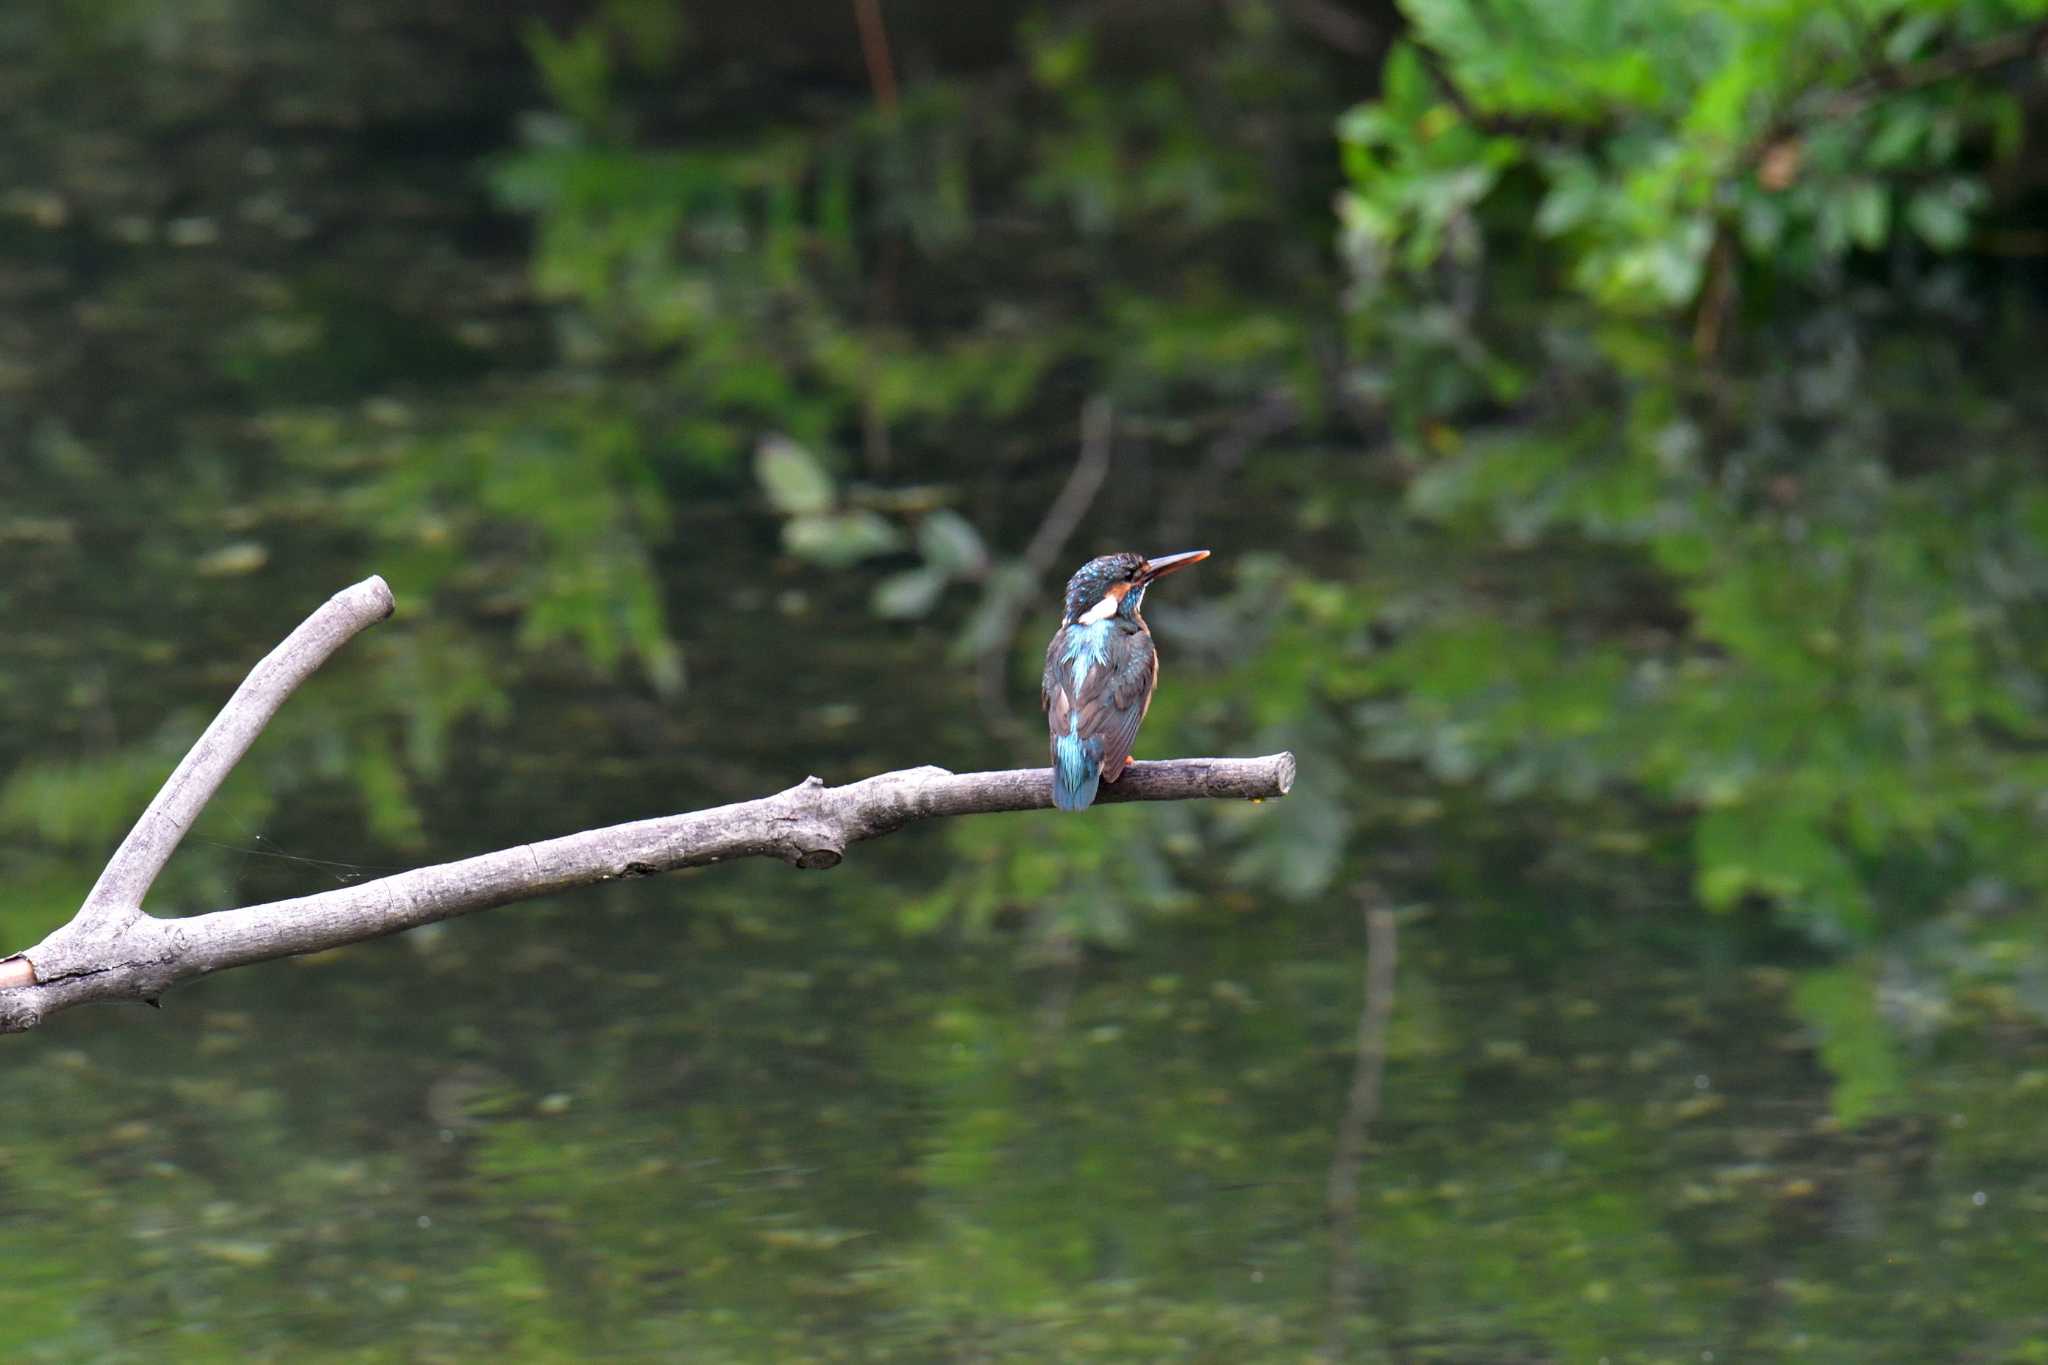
<box><xmin>851</xmin><ymin>0</ymin><xmax>901</xmax><ymax>473</ymax></box>
<box><xmin>1273</xmin><ymin>0</ymin><xmax>1377</xmax><ymax>56</ymax></box>
<box><xmin>1323</xmin><ymin>893</ymin><xmax>1399</xmax><ymax>1361</ymax></box>
<box><xmin>1157</xmin><ymin>389</ymin><xmax>1297</xmax><ymax>549</ymax></box>
<box><xmin>0</xmin><ymin>577</ymin><xmax>1295</xmax><ymax>1031</ymax></box>
<box><xmin>1028</xmin><ymin>934</ymin><xmax>1083</xmax><ymax>1075</ymax></box>
<box><xmin>1691</xmin><ymin>224</ymin><xmax>1738</xmax><ymax>361</ymax></box>
<box><xmin>976</xmin><ymin>395</ymin><xmax>1116</xmax><ymax>737</ymax></box>
<box><xmin>851</xmin><ymin>0</ymin><xmax>898</xmax><ymax>111</ymax></box>
<box><xmin>1023</xmin><ymin>395</ymin><xmax>1116</xmax><ymax>578</ymax></box>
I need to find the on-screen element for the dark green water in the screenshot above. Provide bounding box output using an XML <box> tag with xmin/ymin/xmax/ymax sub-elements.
<box><xmin>5</xmin><ymin>4</ymin><xmax>2048</xmax><ymax>1362</ymax></box>
<box><xmin>10</xmin><ymin>417</ymin><xmax>2047</xmax><ymax>1363</ymax></box>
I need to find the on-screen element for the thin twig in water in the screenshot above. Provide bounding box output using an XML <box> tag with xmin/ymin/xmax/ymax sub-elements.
<box><xmin>1028</xmin><ymin>934</ymin><xmax>1083</xmax><ymax>1075</ymax></box>
<box><xmin>1155</xmin><ymin>389</ymin><xmax>1297</xmax><ymax>549</ymax></box>
<box><xmin>1323</xmin><ymin>890</ymin><xmax>1399</xmax><ymax>1361</ymax></box>
<box><xmin>1022</xmin><ymin>395</ymin><xmax>1117</xmax><ymax>576</ymax></box>
<box><xmin>1273</xmin><ymin>0</ymin><xmax>1379</xmax><ymax>55</ymax></box>
<box><xmin>851</xmin><ymin>0</ymin><xmax>900</xmax><ymax>472</ymax></box>
<box><xmin>851</xmin><ymin>0</ymin><xmax>899</xmax><ymax>110</ymax></box>
<box><xmin>976</xmin><ymin>395</ymin><xmax>1116</xmax><ymax>739</ymax></box>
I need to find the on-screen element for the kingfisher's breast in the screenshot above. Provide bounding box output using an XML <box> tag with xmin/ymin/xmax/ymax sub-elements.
<box><xmin>1060</xmin><ymin>619</ymin><xmax>1115</xmax><ymax>693</ymax></box>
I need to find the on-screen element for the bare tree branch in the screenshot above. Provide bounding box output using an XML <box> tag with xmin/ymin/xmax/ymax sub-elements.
<box><xmin>1155</xmin><ymin>388</ymin><xmax>1297</xmax><ymax>550</ymax></box>
<box><xmin>0</xmin><ymin>577</ymin><xmax>1294</xmax><ymax>1033</ymax></box>
<box><xmin>14</xmin><ymin>576</ymin><xmax>394</xmax><ymax>987</ymax></box>
<box><xmin>1019</xmin><ymin>394</ymin><xmax>1117</xmax><ymax>576</ymax></box>
<box><xmin>851</xmin><ymin>0</ymin><xmax>899</xmax><ymax>111</ymax></box>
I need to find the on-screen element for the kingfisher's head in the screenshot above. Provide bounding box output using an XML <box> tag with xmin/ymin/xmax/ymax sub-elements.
<box><xmin>1061</xmin><ymin>549</ymin><xmax>1209</xmax><ymax>625</ymax></box>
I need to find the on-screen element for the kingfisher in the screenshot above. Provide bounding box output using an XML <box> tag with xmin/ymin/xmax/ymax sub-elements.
<box><xmin>1041</xmin><ymin>548</ymin><xmax>1210</xmax><ymax>811</ymax></box>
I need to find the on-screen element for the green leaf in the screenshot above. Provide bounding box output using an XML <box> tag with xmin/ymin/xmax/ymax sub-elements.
<box><xmin>1866</xmin><ymin>106</ymin><xmax>1926</xmax><ymax>169</ymax></box>
<box><xmin>947</xmin><ymin>564</ymin><xmax>1038</xmax><ymax>662</ymax></box>
<box><xmin>1844</xmin><ymin>181</ymin><xmax>1888</xmax><ymax>251</ymax></box>
<box><xmin>916</xmin><ymin>509</ymin><xmax>988</xmax><ymax>577</ymax></box>
<box><xmin>1379</xmin><ymin>39</ymin><xmax>1431</xmax><ymax>117</ymax></box>
<box><xmin>1693</xmin><ymin>802</ymin><xmax>1869</xmax><ymax>940</ymax></box>
<box><xmin>1792</xmin><ymin>963</ymin><xmax>1906</xmax><ymax>1127</ymax></box>
<box><xmin>755</xmin><ymin>436</ymin><xmax>836</xmax><ymax>516</ymax></box>
<box><xmin>872</xmin><ymin>567</ymin><xmax>950</xmax><ymax>618</ymax></box>
<box><xmin>1906</xmin><ymin>186</ymin><xmax>1970</xmax><ymax>251</ymax></box>
<box><xmin>523</xmin><ymin>19</ymin><xmax>614</xmax><ymax>129</ymax></box>
<box><xmin>783</xmin><ymin>511</ymin><xmax>904</xmax><ymax>568</ymax></box>
<box><xmin>1533</xmin><ymin>158</ymin><xmax>1600</xmax><ymax>237</ymax></box>
<box><xmin>1882</xmin><ymin>15</ymin><xmax>1941</xmax><ymax>65</ymax></box>
<box><xmin>1738</xmin><ymin>193</ymin><xmax>1784</xmax><ymax>253</ymax></box>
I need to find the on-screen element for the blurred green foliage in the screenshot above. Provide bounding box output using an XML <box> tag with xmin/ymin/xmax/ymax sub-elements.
<box><xmin>489</xmin><ymin>0</ymin><xmax>1332</xmax><ymax>462</ymax></box>
<box><xmin>1323</xmin><ymin>0</ymin><xmax>2048</xmax><ymax>1147</ymax></box>
<box><xmin>7</xmin><ymin>0</ymin><xmax>2048</xmax><ymax>1360</ymax></box>
<box><xmin>754</xmin><ymin>435</ymin><xmax>995</xmax><ymax>619</ymax></box>
<box><xmin>1344</xmin><ymin>0</ymin><xmax>2048</xmax><ymax>315</ymax></box>
<box><xmin>1353</xmin><ymin>305</ymin><xmax>2048</xmax><ymax>950</ymax></box>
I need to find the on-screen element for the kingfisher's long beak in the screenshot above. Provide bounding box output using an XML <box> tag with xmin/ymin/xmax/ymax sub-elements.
<box><xmin>1138</xmin><ymin>549</ymin><xmax>1210</xmax><ymax>583</ymax></box>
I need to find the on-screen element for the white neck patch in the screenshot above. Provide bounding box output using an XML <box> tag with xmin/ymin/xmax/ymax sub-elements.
<box><xmin>1076</xmin><ymin>592</ymin><xmax>1120</xmax><ymax>625</ymax></box>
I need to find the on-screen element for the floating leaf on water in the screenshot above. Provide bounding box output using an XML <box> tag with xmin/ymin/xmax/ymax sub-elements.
<box><xmin>0</xmin><ymin>517</ymin><xmax>75</xmax><ymax>546</ymax></box>
<box><xmin>166</xmin><ymin>216</ymin><xmax>220</xmax><ymax>247</ymax></box>
<box><xmin>1674</xmin><ymin>1092</ymin><xmax>1726</xmax><ymax>1120</ymax></box>
<box><xmin>196</xmin><ymin>1238</ymin><xmax>275</xmax><ymax>1267</ymax></box>
<box><xmin>195</xmin><ymin>542</ymin><xmax>270</xmax><ymax>577</ymax></box>
<box><xmin>753</xmin><ymin>1225</ymin><xmax>871</xmax><ymax>1252</ymax></box>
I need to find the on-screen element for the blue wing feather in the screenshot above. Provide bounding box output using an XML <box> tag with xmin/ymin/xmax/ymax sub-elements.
<box><xmin>1043</xmin><ymin>621</ymin><xmax>1157</xmax><ymax>811</ymax></box>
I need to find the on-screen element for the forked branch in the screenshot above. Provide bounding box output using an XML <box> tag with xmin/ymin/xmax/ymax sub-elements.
<box><xmin>0</xmin><ymin>577</ymin><xmax>1294</xmax><ymax>1033</ymax></box>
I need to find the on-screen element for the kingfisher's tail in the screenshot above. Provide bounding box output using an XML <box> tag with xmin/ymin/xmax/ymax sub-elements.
<box><xmin>1051</xmin><ymin>732</ymin><xmax>1103</xmax><ymax>811</ymax></box>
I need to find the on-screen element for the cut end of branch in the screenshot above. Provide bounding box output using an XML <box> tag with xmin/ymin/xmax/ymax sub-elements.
<box><xmin>1096</xmin><ymin>752</ymin><xmax>1297</xmax><ymax>805</ymax></box>
<box><xmin>0</xmin><ymin>956</ymin><xmax>34</xmax><ymax>989</ymax></box>
<box><xmin>353</xmin><ymin>574</ymin><xmax>396</xmax><ymax>620</ymax></box>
